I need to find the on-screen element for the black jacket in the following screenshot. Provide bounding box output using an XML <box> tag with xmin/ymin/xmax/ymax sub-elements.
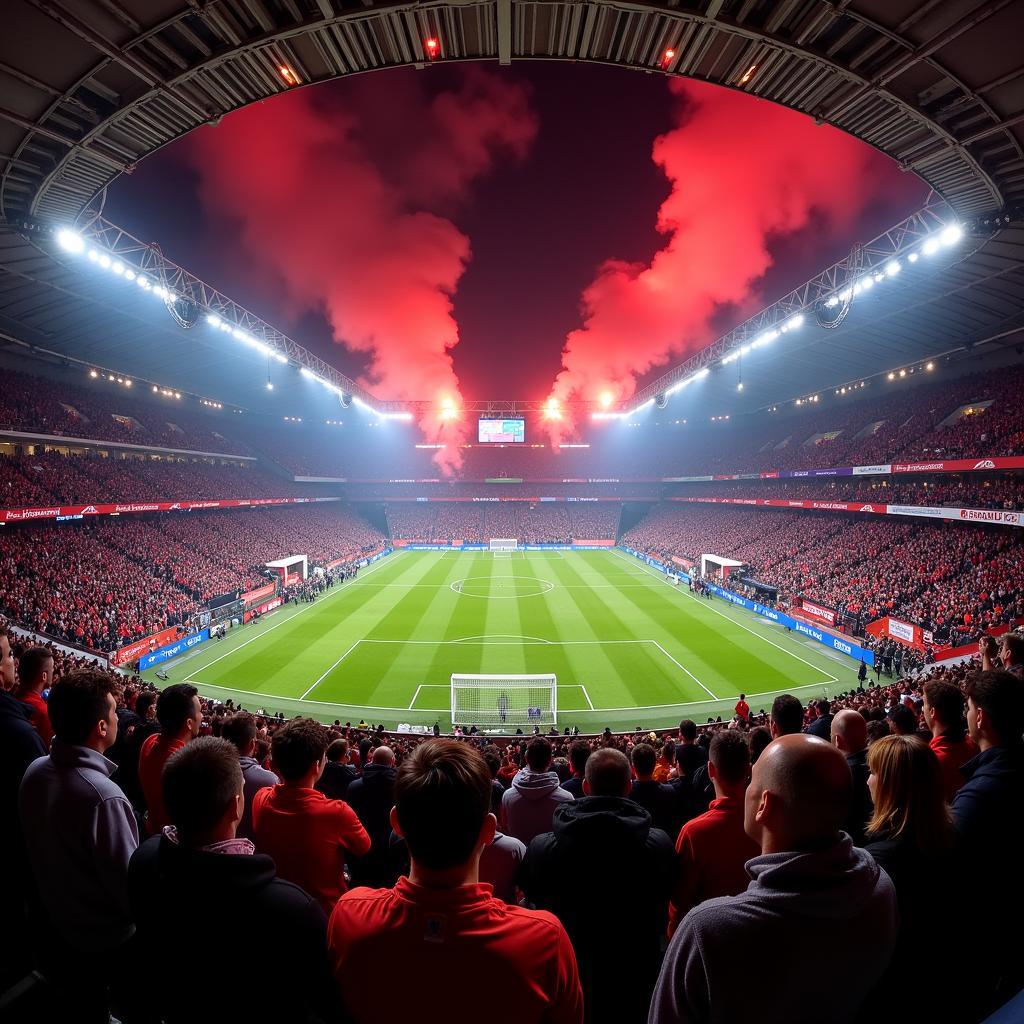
<box><xmin>864</xmin><ymin>831</ymin><xmax>968</xmax><ymax>1021</ymax></box>
<box><xmin>844</xmin><ymin>748</ymin><xmax>872</xmax><ymax>846</ymax></box>
<box><xmin>316</xmin><ymin>760</ymin><xmax>358</xmax><ymax>801</ymax></box>
<box><xmin>951</xmin><ymin>745</ymin><xmax>1024</xmax><ymax>1004</ymax></box>
<box><xmin>346</xmin><ymin>763</ymin><xmax>398</xmax><ymax>887</ymax></box>
<box><xmin>630</xmin><ymin>779</ymin><xmax>679</xmax><ymax>837</ymax></box>
<box><xmin>128</xmin><ymin>834</ymin><xmax>337</xmax><ymax>1023</ymax></box>
<box><xmin>519</xmin><ymin>796</ymin><xmax>676</xmax><ymax>1024</ymax></box>
<box><xmin>0</xmin><ymin>690</ymin><xmax>46</xmax><ymax>878</ymax></box>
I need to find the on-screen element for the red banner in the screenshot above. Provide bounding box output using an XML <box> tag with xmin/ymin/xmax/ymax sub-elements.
<box><xmin>670</xmin><ymin>497</ymin><xmax>887</xmax><ymax>514</ymax></box>
<box><xmin>890</xmin><ymin>457</ymin><xmax>1024</xmax><ymax>474</ymax></box>
<box><xmin>0</xmin><ymin>495</ymin><xmax>339</xmax><ymax>525</ymax></box>
<box><xmin>110</xmin><ymin>625</ymin><xmax>181</xmax><ymax>667</ymax></box>
<box><xmin>800</xmin><ymin>599</ymin><xmax>836</xmax><ymax>626</ymax></box>
<box><xmin>240</xmin><ymin>583</ymin><xmax>277</xmax><ymax>606</ymax></box>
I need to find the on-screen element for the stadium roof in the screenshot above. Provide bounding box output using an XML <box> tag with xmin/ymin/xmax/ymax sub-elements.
<box><xmin>2</xmin><ymin>0</ymin><xmax>1023</xmax><ymax>223</ymax></box>
<box><xmin>0</xmin><ymin>0</ymin><xmax>1023</xmax><ymax>418</ymax></box>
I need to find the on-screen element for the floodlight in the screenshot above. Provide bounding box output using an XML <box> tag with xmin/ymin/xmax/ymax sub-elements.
<box><xmin>56</xmin><ymin>229</ymin><xmax>84</xmax><ymax>254</ymax></box>
<box><xmin>940</xmin><ymin>224</ymin><xmax>963</xmax><ymax>246</ymax></box>
<box><xmin>922</xmin><ymin>239</ymin><xmax>940</xmax><ymax>256</ymax></box>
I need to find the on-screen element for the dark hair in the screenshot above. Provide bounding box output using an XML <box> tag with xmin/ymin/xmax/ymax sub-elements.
<box><xmin>631</xmin><ymin>743</ymin><xmax>657</xmax><ymax>776</ymax></box>
<box><xmin>966</xmin><ymin>670</ymin><xmax>1024</xmax><ymax>745</ymax></box>
<box><xmin>584</xmin><ymin>748</ymin><xmax>631</xmax><ymax>796</ymax></box>
<box><xmin>569</xmin><ymin>740</ymin><xmax>590</xmax><ymax>774</ymax></box>
<box><xmin>221</xmin><ymin>712</ymin><xmax>257</xmax><ymax>752</ymax></box>
<box><xmin>271</xmin><ymin>718</ymin><xmax>329</xmax><ymax>781</ymax></box>
<box><xmin>326</xmin><ymin>738</ymin><xmax>348</xmax><ymax>762</ymax></box>
<box><xmin>17</xmin><ymin>645</ymin><xmax>53</xmax><ymax>688</ymax></box>
<box><xmin>866</xmin><ymin>719</ymin><xmax>892</xmax><ymax>746</ymax></box>
<box><xmin>156</xmin><ymin>683</ymin><xmax>199</xmax><ymax>734</ymax></box>
<box><xmin>886</xmin><ymin>704</ymin><xmax>918</xmax><ymax>736</ymax></box>
<box><xmin>923</xmin><ymin>680</ymin><xmax>967</xmax><ymax>739</ymax></box>
<box><xmin>710</xmin><ymin>729</ymin><xmax>751</xmax><ymax>784</ymax></box>
<box><xmin>679</xmin><ymin>720</ymin><xmax>697</xmax><ymax>742</ymax></box>
<box><xmin>163</xmin><ymin>737</ymin><xmax>243</xmax><ymax>841</ymax></box>
<box><xmin>395</xmin><ymin>740</ymin><xmax>491</xmax><ymax>870</ymax></box>
<box><xmin>771</xmin><ymin>694</ymin><xmax>804</xmax><ymax>736</ymax></box>
<box><xmin>136</xmin><ymin>691</ymin><xmax>156</xmax><ymax>718</ymax></box>
<box><xmin>525</xmin><ymin>737</ymin><xmax>552</xmax><ymax>772</ymax></box>
<box><xmin>48</xmin><ymin>669</ymin><xmax>117</xmax><ymax>745</ymax></box>
<box><xmin>748</xmin><ymin>726</ymin><xmax>772</xmax><ymax>764</ymax></box>
<box><xmin>1001</xmin><ymin>633</ymin><xmax>1023</xmax><ymax>666</ymax></box>
<box><xmin>481</xmin><ymin>746</ymin><xmax>501</xmax><ymax>779</ymax></box>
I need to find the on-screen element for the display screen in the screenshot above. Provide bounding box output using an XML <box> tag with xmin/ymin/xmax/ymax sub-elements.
<box><xmin>478</xmin><ymin>417</ymin><xmax>525</xmax><ymax>443</ymax></box>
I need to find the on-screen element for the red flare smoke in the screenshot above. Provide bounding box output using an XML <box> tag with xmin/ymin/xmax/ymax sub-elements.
<box><xmin>184</xmin><ymin>71</ymin><xmax>536</xmax><ymax>472</ymax></box>
<box><xmin>547</xmin><ymin>80</ymin><xmax>926</xmax><ymax>436</ymax></box>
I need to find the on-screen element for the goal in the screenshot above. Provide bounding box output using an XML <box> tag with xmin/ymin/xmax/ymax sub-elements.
<box><xmin>489</xmin><ymin>538</ymin><xmax>518</xmax><ymax>551</ymax></box>
<box><xmin>451</xmin><ymin>674</ymin><xmax>557</xmax><ymax>729</ymax></box>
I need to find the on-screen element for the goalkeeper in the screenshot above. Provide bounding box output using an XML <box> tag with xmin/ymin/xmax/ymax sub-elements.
<box><xmin>498</xmin><ymin>692</ymin><xmax>509</xmax><ymax>724</ymax></box>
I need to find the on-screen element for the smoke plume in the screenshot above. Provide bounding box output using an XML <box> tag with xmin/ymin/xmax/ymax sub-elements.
<box><xmin>547</xmin><ymin>80</ymin><xmax>924</xmax><ymax>436</ymax></box>
<box><xmin>185</xmin><ymin>70</ymin><xmax>536</xmax><ymax>472</ymax></box>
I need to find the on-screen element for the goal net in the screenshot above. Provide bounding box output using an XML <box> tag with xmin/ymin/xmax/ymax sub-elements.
<box><xmin>451</xmin><ymin>674</ymin><xmax>557</xmax><ymax>729</ymax></box>
<box><xmin>489</xmin><ymin>538</ymin><xmax>518</xmax><ymax>551</ymax></box>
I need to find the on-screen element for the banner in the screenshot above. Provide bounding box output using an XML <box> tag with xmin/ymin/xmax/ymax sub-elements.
<box><xmin>139</xmin><ymin>628</ymin><xmax>210</xmax><ymax>671</ymax></box>
<box><xmin>853</xmin><ymin>464</ymin><xmax>892</xmax><ymax>475</ymax></box>
<box><xmin>891</xmin><ymin>457</ymin><xmax>1024</xmax><ymax>474</ymax></box>
<box><xmin>667</xmin><ymin>496</ymin><xmax>1021</xmax><ymax>527</ymax></box>
<box><xmin>887</xmin><ymin>505</ymin><xmax>1022</xmax><ymax>526</ymax></box>
<box><xmin>0</xmin><ymin>495</ymin><xmax>339</xmax><ymax>525</ymax></box>
<box><xmin>241</xmin><ymin>583</ymin><xmax>277</xmax><ymax>605</ymax></box>
<box><xmin>800</xmin><ymin>599</ymin><xmax>837</xmax><ymax>626</ymax></box>
<box><xmin>780</xmin><ymin>468</ymin><xmax>854</xmax><ymax>478</ymax></box>
<box><xmin>111</xmin><ymin>625</ymin><xmax>181</xmax><ymax>667</ymax></box>
<box><xmin>243</xmin><ymin>596</ymin><xmax>283</xmax><ymax>623</ymax></box>
<box><xmin>888</xmin><ymin>618</ymin><xmax>916</xmax><ymax>644</ymax></box>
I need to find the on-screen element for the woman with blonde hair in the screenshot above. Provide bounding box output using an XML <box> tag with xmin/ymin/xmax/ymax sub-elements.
<box><xmin>863</xmin><ymin>734</ymin><xmax>964</xmax><ymax>1019</ymax></box>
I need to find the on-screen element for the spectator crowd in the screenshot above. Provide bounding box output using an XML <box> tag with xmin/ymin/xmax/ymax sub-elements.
<box><xmin>1</xmin><ymin>619</ymin><xmax>1022</xmax><ymax>1024</ymax></box>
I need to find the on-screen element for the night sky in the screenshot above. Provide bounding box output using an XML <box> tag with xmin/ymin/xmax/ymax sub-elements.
<box><xmin>104</xmin><ymin>62</ymin><xmax>927</xmax><ymax>427</ymax></box>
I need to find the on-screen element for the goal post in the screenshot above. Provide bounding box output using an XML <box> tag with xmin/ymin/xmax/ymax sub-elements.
<box><xmin>451</xmin><ymin>674</ymin><xmax>557</xmax><ymax>729</ymax></box>
<box><xmin>489</xmin><ymin>538</ymin><xmax>518</xmax><ymax>551</ymax></box>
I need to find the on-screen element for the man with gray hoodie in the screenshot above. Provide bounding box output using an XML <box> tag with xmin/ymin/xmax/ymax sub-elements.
<box><xmin>501</xmin><ymin>737</ymin><xmax>573</xmax><ymax>844</ymax></box>
<box><xmin>649</xmin><ymin>734</ymin><xmax>897</xmax><ymax>1024</ymax></box>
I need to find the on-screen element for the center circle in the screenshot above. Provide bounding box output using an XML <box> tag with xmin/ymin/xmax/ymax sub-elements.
<box><xmin>451</xmin><ymin>575</ymin><xmax>555</xmax><ymax>599</ymax></box>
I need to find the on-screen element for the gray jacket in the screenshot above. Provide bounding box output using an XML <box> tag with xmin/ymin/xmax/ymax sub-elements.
<box><xmin>500</xmin><ymin>768</ymin><xmax>573</xmax><ymax>845</ymax></box>
<box><xmin>480</xmin><ymin>831</ymin><xmax>527</xmax><ymax>904</ymax></box>
<box><xmin>649</xmin><ymin>836</ymin><xmax>897</xmax><ymax>1024</ymax></box>
<box><xmin>20</xmin><ymin>739</ymin><xmax>139</xmax><ymax>951</ymax></box>
<box><xmin>238</xmin><ymin>755</ymin><xmax>278</xmax><ymax>840</ymax></box>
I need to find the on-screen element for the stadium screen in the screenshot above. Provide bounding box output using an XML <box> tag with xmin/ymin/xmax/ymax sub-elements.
<box><xmin>478</xmin><ymin>417</ymin><xmax>525</xmax><ymax>443</ymax></box>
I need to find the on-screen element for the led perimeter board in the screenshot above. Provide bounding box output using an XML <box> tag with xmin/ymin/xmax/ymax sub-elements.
<box><xmin>478</xmin><ymin>417</ymin><xmax>525</xmax><ymax>443</ymax></box>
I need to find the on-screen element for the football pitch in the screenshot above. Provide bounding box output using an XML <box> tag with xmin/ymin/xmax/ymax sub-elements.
<box><xmin>148</xmin><ymin>549</ymin><xmax>858</xmax><ymax>732</ymax></box>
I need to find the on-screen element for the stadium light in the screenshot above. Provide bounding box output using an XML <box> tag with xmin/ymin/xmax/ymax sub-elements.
<box><xmin>599</xmin><ymin>391</ymin><xmax>614</xmax><ymax>409</ymax></box>
<box><xmin>940</xmin><ymin>224</ymin><xmax>963</xmax><ymax>246</ymax></box>
<box><xmin>592</xmin><ymin>411</ymin><xmax>625</xmax><ymax>420</ymax></box>
<box><xmin>543</xmin><ymin>398</ymin><xmax>562</xmax><ymax>420</ymax></box>
<box><xmin>56</xmin><ymin>228</ymin><xmax>85</xmax><ymax>254</ymax></box>
<box><xmin>382</xmin><ymin>411</ymin><xmax>414</xmax><ymax>421</ymax></box>
<box><xmin>440</xmin><ymin>396</ymin><xmax>459</xmax><ymax>421</ymax></box>
<box><xmin>922</xmin><ymin>238</ymin><xmax>940</xmax><ymax>256</ymax></box>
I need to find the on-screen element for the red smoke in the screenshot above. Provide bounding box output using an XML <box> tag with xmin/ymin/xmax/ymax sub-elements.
<box><xmin>547</xmin><ymin>80</ymin><xmax>925</xmax><ymax>435</ymax></box>
<box><xmin>185</xmin><ymin>71</ymin><xmax>536</xmax><ymax>472</ymax></box>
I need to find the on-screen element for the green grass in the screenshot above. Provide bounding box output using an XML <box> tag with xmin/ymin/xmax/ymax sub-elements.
<box><xmin>146</xmin><ymin>549</ymin><xmax>860</xmax><ymax>732</ymax></box>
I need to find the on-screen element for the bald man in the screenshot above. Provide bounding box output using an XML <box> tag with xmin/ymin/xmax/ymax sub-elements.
<box><xmin>650</xmin><ymin>735</ymin><xmax>896</xmax><ymax>1024</ymax></box>
<box><xmin>346</xmin><ymin>744</ymin><xmax>400</xmax><ymax>887</ymax></box>
<box><xmin>831</xmin><ymin>709</ymin><xmax>872</xmax><ymax>845</ymax></box>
